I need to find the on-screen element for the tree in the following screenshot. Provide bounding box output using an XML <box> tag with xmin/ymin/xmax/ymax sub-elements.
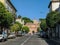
<box><xmin>37</xmin><ymin>27</ymin><xmax>41</xmax><ymax>32</ymax></box>
<box><xmin>22</xmin><ymin>26</ymin><xmax>29</xmax><ymax>33</ymax></box>
<box><xmin>15</xmin><ymin>22</ymin><xmax>22</xmax><ymax>31</ymax></box>
<box><xmin>22</xmin><ymin>17</ymin><xmax>33</xmax><ymax>24</ymax></box>
<box><xmin>0</xmin><ymin>2</ymin><xmax>14</xmax><ymax>33</ymax></box>
<box><xmin>40</xmin><ymin>19</ymin><xmax>48</xmax><ymax>31</ymax></box>
<box><xmin>10</xmin><ymin>24</ymin><xmax>19</xmax><ymax>32</ymax></box>
<box><xmin>4</xmin><ymin>12</ymin><xmax>14</xmax><ymax>28</ymax></box>
<box><xmin>55</xmin><ymin>12</ymin><xmax>60</xmax><ymax>24</ymax></box>
<box><xmin>18</xmin><ymin>15</ymin><xmax>21</xmax><ymax>19</ymax></box>
<box><xmin>46</xmin><ymin>11</ymin><xmax>60</xmax><ymax>28</ymax></box>
<box><xmin>0</xmin><ymin>2</ymin><xmax>6</xmax><ymax>29</ymax></box>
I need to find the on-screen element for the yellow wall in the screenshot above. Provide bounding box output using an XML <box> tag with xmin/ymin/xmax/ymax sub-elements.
<box><xmin>0</xmin><ymin>0</ymin><xmax>5</xmax><ymax>4</ymax></box>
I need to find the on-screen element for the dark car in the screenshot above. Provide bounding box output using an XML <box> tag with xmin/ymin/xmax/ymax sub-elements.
<box><xmin>40</xmin><ymin>31</ymin><xmax>48</xmax><ymax>38</ymax></box>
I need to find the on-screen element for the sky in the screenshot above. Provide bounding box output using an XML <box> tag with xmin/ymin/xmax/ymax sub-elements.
<box><xmin>11</xmin><ymin>0</ymin><xmax>50</xmax><ymax>20</ymax></box>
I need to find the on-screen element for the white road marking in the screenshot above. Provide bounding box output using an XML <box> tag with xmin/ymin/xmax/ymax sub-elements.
<box><xmin>20</xmin><ymin>36</ymin><xmax>31</xmax><ymax>45</ymax></box>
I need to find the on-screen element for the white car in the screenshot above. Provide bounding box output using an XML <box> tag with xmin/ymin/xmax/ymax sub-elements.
<box><xmin>0</xmin><ymin>34</ymin><xmax>7</xmax><ymax>41</ymax></box>
<box><xmin>0</xmin><ymin>35</ymin><xmax>3</xmax><ymax>41</ymax></box>
<box><xmin>8</xmin><ymin>33</ymin><xmax>16</xmax><ymax>39</ymax></box>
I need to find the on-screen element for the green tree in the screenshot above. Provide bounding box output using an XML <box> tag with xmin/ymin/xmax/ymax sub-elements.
<box><xmin>22</xmin><ymin>17</ymin><xmax>33</xmax><ymax>24</ymax></box>
<box><xmin>10</xmin><ymin>24</ymin><xmax>19</xmax><ymax>32</ymax></box>
<box><xmin>40</xmin><ymin>19</ymin><xmax>48</xmax><ymax>31</ymax></box>
<box><xmin>56</xmin><ymin>13</ymin><xmax>60</xmax><ymax>24</ymax></box>
<box><xmin>15</xmin><ymin>22</ymin><xmax>22</xmax><ymax>31</ymax></box>
<box><xmin>22</xmin><ymin>26</ymin><xmax>29</xmax><ymax>33</ymax></box>
<box><xmin>0</xmin><ymin>2</ymin><xmax>6</xmax><ymax>29</ymax></box>
<box><xmin>46</xmin><ymin>11</ymin><xmax>60</xmax><ymax>28</ymax></box>
<box><xmin>37</xmin><ymin>27</ymin><xmax>41</xmax><ymax>32</ymax></box>
<box><xmin>0</xmin><ymin>2</ymin><xmax>13</xmax><ymax>30</ymax></box>
<box><xmin>18</xmin><ymin>15</ymin><xmax>21</xmax><ymax>19</ymax></box>
<box><xmin>4</xmin><ymin>12</ymin><xmax>14</xmax><ymax>28</ymax></box>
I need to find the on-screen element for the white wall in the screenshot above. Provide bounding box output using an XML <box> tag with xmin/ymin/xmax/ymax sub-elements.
<box><xmin>52</xmin><ymin>2</ymin><xmax>59</xmax><ymax>11</ymax></box>
<box><xmin>16</xmin><ymin>19</ymin><xmax>24</xmax><ymax>25</ymax></box>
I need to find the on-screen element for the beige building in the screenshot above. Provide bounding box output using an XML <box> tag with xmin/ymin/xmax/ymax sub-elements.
<box><xmin>0</xmin><ymin>0</ymin><xmax>17</xmax><ymax>15</ymax></box>
<box><xmin>25</xmin><ymin>20</ymin><xmax>40</xmax><ymax>35</ymax></box>
<box><xmin>16</xmin><ymin>18</ymin><xmax>24</xmax><ymax>26</ymax></box>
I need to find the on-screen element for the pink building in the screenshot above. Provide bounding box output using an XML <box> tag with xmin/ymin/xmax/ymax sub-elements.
<box><xmin>25</xmin><ymin>20</ymin><xmax>40</xmax><ymax>34</ymax></box>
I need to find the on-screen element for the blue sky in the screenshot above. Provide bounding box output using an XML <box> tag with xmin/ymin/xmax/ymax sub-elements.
<box><xmin>11</xmin><ymin>0</ymin><xmax>50</xmax><ymax>20</ymax></box>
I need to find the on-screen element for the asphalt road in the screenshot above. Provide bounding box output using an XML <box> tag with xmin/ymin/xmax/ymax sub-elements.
<box><xmin>0</xmin><ymin>35</ymin><xmax>30</xmax><ymax>45</ymax></box>
<box><xmin>0</xmin><ymin>34</ymin><xmax>60</xmax><ymax>45</ymax></box>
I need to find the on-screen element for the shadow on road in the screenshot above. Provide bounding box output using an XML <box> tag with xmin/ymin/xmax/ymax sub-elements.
<box><xmin>41</xmin><ymin>38</ymin><xmax>60</xmax><ymax>45</ymax></box>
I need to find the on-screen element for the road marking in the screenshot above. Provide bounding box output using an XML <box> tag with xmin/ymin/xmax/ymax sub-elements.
<box><xmin>20</xmin><ymin>36</ymin><xmax>31</xmax><ymax>45</ymax></box>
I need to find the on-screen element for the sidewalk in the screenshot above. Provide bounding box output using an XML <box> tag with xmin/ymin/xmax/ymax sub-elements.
<box><xmin>50</xmin><ymin>38</ymin><xmax>60</xmax><ymax>44</ymax></box>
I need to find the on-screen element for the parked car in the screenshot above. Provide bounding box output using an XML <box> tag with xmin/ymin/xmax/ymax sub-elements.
<box><xmin>0</xmin><ymin>32</ymin><xmax>7</xmax><ymax>41</ymax></box>
<box><xmin>17</xmin><ymin>31</ymin><xmax>22</xmax><ymax>36</ymax></box>
<box><xmin>8</xmin><ymin>33</ymin><xmax>16</xmax><ymax>39</ymax></box>
<box><xmin>40</xmin><ymin>30</ymin><xmax>48</xmax><ymax>38</ymax></box>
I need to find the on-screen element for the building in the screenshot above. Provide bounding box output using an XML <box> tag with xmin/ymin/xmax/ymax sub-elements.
<box><xmin>0</xmin><ymin>0</ymin><xmax>17</xmax><ymax>23</ymax></box>
<box><xmin>16</xmin><ymin>18</ymin><xmax>24</xmax><ymax>26</ymax></box>
<box><xmin>0</xmin><ymin>0</ymin><xmax>17</xmax><ymax>15</ymax></box>
<box><xmin>48</xmin><ymin>0</ymin><xmax>60</xmax><ymax>38</ymax></box>
<box><xmin>48</xmin><ymin>0</ymin><xmax>60</xmax><ymax>11</ymax></box>
<box><xmin>25</xmin><ymin>20</ymin><xmax>40</xmax><ymax>35</ymax></box>
<box><xmin>0</xmin><ymin>0</ymin><xmax>17</xmax><ymax>24</ymax></box>
<box><xmin>0</xmin><ymin>0</ymin><xmax>17</xmax><ymax>34</ymax></box>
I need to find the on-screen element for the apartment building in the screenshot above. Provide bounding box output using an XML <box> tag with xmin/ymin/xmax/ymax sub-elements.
<box><xmin>0</xmin><ymin>0</ymin><xmax>17</xmax><ymax>15</ymax></box>
<box><xmin>0</xmin><ymin>0</ymin><xmax>17</xmax><ymax>34</ymax></box>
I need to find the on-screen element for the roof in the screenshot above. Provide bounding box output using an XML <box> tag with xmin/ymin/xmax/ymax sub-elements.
<box><xmin>7</xmin><ymin>0</ymin><xmax>17</xmax><ymax>12</ymax></box>
<box><xmin>48</xmin><ymin>0</ymin><xmax>60</xmax><ymax>8</ymax></box>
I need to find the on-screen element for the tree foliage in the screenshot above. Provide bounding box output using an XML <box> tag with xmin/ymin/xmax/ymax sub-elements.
<box><xmin>15</xmin><ymin>22</ymin><xmax>22</xmax><ymax>31</ymax></box>
<box><xmin>10</xmin><ymin>24</ymin><xmax>19</xmax><ymax>32</ymax></box>
<box><xmin>0</xmin><ymin>2</ymin><xmax>6</xmax><ymax>27</ymax></box>
<box><xmin>46</xmin><ymin>11</ymin><xmax>60</xmax><ymax>28</ymax></box>
<box><xmin>18</xmin><ymin>15</ymin><xmax>21</xmax><ymax>19</ymax></box>
<box><xmin>37</xmin><ymin>27</ymin><xmax>41</xmax><ymax>32</ymax></box>
<box><xmin>4</xmin><ymin>12</ymin><xmax>14</xmax><ymax>28</ymax></box>
<box><xmin>0</xmin><ymin>2</ymin><xmax>14</xmax><ymax>28</ymax></box>
<box><xmin>40</xmin><ymin>19</ymin><xmax>48</xmax><ymax>31</ymax></box>
<box><xmin>22</xmin><ymin>26</ymin><xmax>29</xmax><ymax>33</ymax></box>
<box><xmin>22</xmin><ymin>17</ymin><xmax>33</xmax><ymax>24</ymax></box>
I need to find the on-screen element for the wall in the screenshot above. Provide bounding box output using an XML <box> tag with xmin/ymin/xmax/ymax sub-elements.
<box><xmin>16</xmin><ymin>19</ymin><xmax>24</xmax><ymax>25</ymax></box>
<box><xmin>52</xmin><ymin>2</ymin><xmax>59</xmax><ymax>11</ymax></box>
<box><xmin>0</xmin><ymin>0</ymin><xmax>5</xmax><ymax>4</ymax></box>
<box><xmin>25</xmin><ymin>20</ymin><xmax>40</xmax><ymax>35</ymax></box>
<box><xmin>5</xmin><ymin>0</ymin><xmax>16</xmax><ymax>14</ymax></box>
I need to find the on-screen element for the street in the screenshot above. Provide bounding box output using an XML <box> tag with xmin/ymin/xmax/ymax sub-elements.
<box><xmin>0</xmin><ymin>34</ymin><xmax>60</xmax><ymax>45</ymax></box>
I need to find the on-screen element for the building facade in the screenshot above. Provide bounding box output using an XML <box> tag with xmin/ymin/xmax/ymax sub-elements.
<box><xmin>16</xmin><ymin>18</ymin><xmax>24</xmax><ymax>26</ymax></box>
<box><xmin>48</xmin><ymin>0</ymin><xmax>60</xmax><ymax>38</ymax></box>
<box><xmin>25</xmin><ymin>20</ymin><xmax>40</xmax><ymax>35</ymax></box>
<box><xmin>48</xmin><ymin>0</ymin><xmax>60</xmax><ymax>11</ymax></box>
<box><xmin>0</xmin><ymin>0</ymin><xmax>17</xmax><ymax>34</ymax></box>
<box><xmin>0</xmin><ymin>0</ymin><xmax>17</xmax><ymax>15</ymax></box>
